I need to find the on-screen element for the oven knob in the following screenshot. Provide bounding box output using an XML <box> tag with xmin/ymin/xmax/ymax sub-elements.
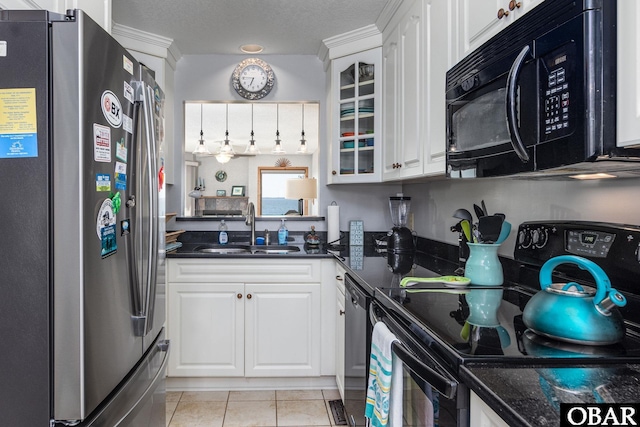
<box><xmin>536</xmin><ymin>228</ymin><xmax>549</xmax><ymax>248</ymax></box>
<box><xmin>532</xmin><ymin>229</ymin><xmax>540</xmax><ymax>245</ymax></box>
<box><xmin>518</xmin><ymin>229</ymin><xmax>532</xmax><ymax>248</ymax></box>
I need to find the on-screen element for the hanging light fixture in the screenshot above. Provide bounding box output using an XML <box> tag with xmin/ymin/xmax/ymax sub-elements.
<box><xmin>271</xmin><ymin>104</ymin><xmax>286</xmax><ymax>154</ymax></box>
<box><xmin>215</xmin><ymin>104</ymin><xmax>235</xmax><ymax>163</ymax></box>
<box><xmin>296</xmin><ymin>104</ymin><xmax>308</xmax><ymax>154</ymax></box>
<box><xmin>192</xmin><ymin>104</ymin><xmax>211</xmax><ymax>155</ymax></box>
<box><xmin>244</xmin><ymin>103</ymin><xmax>260</xmax><ymax>154</ymax></box>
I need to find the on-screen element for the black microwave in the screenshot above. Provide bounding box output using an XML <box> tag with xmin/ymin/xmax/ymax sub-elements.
<box><xmin>446</xmin><ymin>0</ymin><xmax>637</xmax><ymax>178</ymax></box>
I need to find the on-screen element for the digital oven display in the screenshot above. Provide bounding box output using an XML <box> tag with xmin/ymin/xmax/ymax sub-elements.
<box><xmin>566</xmin><ymin>230</ymin><xmax>615</xmax><ymax>258</ymax></box>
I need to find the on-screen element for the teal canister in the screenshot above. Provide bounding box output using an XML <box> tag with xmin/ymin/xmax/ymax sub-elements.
<box><xmin>464</xmin><ymin>243</ymin><xmax>503</xmax><ymax>286</ymax></box>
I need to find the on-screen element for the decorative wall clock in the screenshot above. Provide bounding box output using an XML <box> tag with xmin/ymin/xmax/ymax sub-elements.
<box><xmin>231</xmin><ymin>58</ymin><xmax>275</xmax><ymax>100</ymax></box>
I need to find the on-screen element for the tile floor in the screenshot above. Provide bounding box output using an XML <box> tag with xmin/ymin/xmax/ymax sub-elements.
<box><xmin>166</xmin><ymin>389</ymin><xmax>342</xmax><ymax>427</ymax></box>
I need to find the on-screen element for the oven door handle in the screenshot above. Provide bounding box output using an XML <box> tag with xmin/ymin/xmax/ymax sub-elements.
<box><xmin>506</xmin><ymin>44</ymin><xmax>531</xmax><ymax>163</ymax></box>
<box><xmin>370</xmin><ymin>304</ymin><xmax>458</xmax><ymax>400</ymax></box>
<box><xmin>391</xmin><ymin>340</ymin><xmax>458</xmax><ymax>400</ymax></box>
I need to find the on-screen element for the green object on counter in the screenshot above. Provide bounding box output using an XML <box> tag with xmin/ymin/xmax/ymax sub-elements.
<box><xmin>400</xmin><ymin>275</ymin><xmax>471</xmax><ymax>287</ymax></box>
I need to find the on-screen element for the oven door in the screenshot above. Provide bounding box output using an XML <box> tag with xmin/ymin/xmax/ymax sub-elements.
<box><xmin>370</xmin><ymin>301</ymin><xmax>468</xmax><ymax>427</ymax></box>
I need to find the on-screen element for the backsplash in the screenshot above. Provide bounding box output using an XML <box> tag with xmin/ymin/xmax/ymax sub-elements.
<box><xmin>404</xmin><ymin>176</ymin><xmax>640</xmax><ymax>259</ymax></box>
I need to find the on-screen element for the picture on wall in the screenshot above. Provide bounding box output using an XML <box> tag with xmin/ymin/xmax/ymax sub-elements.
<box><xmin>231</xmin><ymin>186</ymin><xmax>245</xmax><ymax>196</ymax></box>
<box><xmin>216</xmin><ymin>190</ymin><xmax>226</xmax><ymax>196</ymax></box>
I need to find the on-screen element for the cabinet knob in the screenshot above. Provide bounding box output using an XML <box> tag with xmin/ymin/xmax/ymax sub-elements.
<box><xmin>497</xmin><ymin>8</ymin><xmax>509</xmax><ymax>19</ymax></box>
<box><xmin>237</xmin><ymin>293</ymin><xmax>243</xmax><ymax>299</ymax></box>
<box><xmin>509</xmin><ymin>1</ymin><xmax>521</xmax><ymax>10</ymax></box>
<box><xmin>336</xmin><ymin>276</ymin><xmax>343</xmax><ymax>281</ymax></box>
<box><xmin>247</xmin><ymin>294</ymin><xmax>252</xmax><ymax>299</ymax></box>
<box><xmin>332</xmin><ymin>170</ymin><xmax>337</xmax><ymax>175</ymax></box>
<box><xmin>339</xmin><ymin>310</ymin><xmax>345</xmax><ymax>316</ymax></box>
<box><xmin>397</xmin><ymin>163</ymin><xmax>402</xmax><ymax>168</ymax></box>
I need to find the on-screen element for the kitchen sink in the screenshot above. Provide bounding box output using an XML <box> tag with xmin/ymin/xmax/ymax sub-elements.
<box><xmin>194</xmin><ymin>244</ymin><xmax>300</xmax><ymax>255</ymax></box>
<box><xmin>195</xmin><ymin>244</ymin><xmax>251</xmax><ymax>254</ymax></box>
<box><xmin>248</xmin><ymin>245</ymin><xmax>300</xmax><ymax>254</ymax></box>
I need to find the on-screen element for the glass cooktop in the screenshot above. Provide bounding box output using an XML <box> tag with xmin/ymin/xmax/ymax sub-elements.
<box><xmin>374</xmin><ymin>285</ymin><xmax>640</xmax><ymax>370</ymax></box>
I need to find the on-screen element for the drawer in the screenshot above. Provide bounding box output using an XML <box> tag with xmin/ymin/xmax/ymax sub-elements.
<box><xmin>168</xmin><ymin>258</ymin><xmax>322</xmax><ymax>283</ymax></box>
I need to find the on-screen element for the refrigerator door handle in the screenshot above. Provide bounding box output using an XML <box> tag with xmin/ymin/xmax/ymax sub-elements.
<box><xmin>127</xmin><ymin>95</ymin><xmax>145</xmax><ymax>336</ymax></box>
<box><xmin>141</xmin><ymin>83</ymin><xmax>159</xmax><ymax>336</ymax></box>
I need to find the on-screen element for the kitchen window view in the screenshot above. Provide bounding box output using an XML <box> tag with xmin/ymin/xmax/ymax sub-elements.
<box><xmin>3</xmin><ymin>1</ymin><xmax>640</xmax><ymax>427</ymax></box>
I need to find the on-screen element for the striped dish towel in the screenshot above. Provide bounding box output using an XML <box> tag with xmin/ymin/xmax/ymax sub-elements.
<box><xmin>365</xmin><ymin>322</ymin><xmax>403</xmax><ymax>426</ymax></box>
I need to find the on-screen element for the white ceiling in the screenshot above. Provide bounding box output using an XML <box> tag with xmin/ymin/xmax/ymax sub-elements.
<box><xmin>111</xmin><ymin>0</ymin><xmax>390</xmax><ymax>55</ymax></box>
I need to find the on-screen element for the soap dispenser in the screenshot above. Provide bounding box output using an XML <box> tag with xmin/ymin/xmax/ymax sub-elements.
<box><xmin>218</xmin><ymin>220</ymin><xmax>228</xmax><ymax>245</ymax></box>
<box><xmin>278</xmin><ymin>219</ymin><xmax>288</xmax><ymax>245</ymax></box>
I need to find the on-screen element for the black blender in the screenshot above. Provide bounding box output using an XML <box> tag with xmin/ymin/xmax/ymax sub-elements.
<box><xmin>387</xmin><ymin>196</ymin><xmax>416</xmax><ymax>253</ymax></box>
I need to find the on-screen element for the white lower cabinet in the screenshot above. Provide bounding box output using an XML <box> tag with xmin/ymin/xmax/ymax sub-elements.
<box><xmin>166</xmin><ymin>258</ymin><xmax>331</xmax><ymax>379</ymax></box>
<box><xmin>168</xmin><ymin>282</ymin><xmax>244</xmax><ymax>377</ymax></box>
<box><xmin>244</xmin><ymin>283</ymin><xmax>321</xmax><ymax>377</ymax></box>
<box><xmin>470</xmin><ymin>391</ymin><xmax>509</xmax><ymax>427</ymax></box>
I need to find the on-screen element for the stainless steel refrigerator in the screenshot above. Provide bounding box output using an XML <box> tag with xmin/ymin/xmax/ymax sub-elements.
<box><xmin>0</xmin><ymin>9</ymin><xmax>169</xmax><ymax>426</ymax></box>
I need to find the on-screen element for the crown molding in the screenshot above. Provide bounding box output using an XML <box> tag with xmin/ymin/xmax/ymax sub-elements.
<box><xmin>376</xmin><ymin>0</ymin><xmax>404</xmax><ymax>33</ymax></box>
<box><xmin>318</xmin><ymin>24</ymin><xmax>382</xmax><ymax>69</ymax></box>
<box><xmin>112</xmin><ymin>22</ymin><xmax>181</xmax><ymax>69</ymax></box>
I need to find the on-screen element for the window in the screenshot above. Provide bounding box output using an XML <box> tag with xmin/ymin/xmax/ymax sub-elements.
<box><xmin>258</xmin><ymin>167</ymin><xmax>308</xmax><ymax>216</ymax></box>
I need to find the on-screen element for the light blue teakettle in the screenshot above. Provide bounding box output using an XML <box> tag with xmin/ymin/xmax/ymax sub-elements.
<box><xmin>522</xmin><ymin>255</ymin><xmax>627</xmax><ymax>345</ymax></box>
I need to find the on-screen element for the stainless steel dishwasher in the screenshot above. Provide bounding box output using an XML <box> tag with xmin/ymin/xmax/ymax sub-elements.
<box><xmin>343</xmin><ymin>273</ymin><xmax>372</xmax><ymax>427</ymax></box>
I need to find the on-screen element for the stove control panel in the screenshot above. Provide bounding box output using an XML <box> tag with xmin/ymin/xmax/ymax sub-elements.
<box><xmin>514</xmin><ymin>221</ymin><xmax>640</xmax><ymax>292</ymax></box>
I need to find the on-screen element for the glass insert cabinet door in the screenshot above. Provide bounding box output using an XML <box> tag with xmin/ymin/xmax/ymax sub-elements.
<box><xmin>331</xmin><ymin>48</ymin><xmax>381</xmax><ymax>183</ymax></box>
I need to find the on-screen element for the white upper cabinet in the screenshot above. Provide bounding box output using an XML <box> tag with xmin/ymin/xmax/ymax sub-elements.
<box><xmin>454</xmin><ymin>0</ymin><xmax>544</xmax><ymax>61</ymax></box>
<box><xmin>382</xmin><ymin>0</ymin><xmax>448</xmax><ymax>181</ymax></box>
<box><xmin>617</xmin><ymin>0</ymin><xmax>640</xmax><ymax>148</ymax></box>
<box><xmin>1</xmin><ymin>0</ymin><xmax>112</xmax><ymax>33</ymax></box>
<box><xmin>329</xmin><ymin>48</ymin><xmax>382</xmax><ymax>183</ymax></box>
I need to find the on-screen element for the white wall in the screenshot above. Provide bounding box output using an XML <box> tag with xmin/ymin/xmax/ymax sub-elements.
<box><xmin>404</xmin><ymin>176</ymin><xmax>640</xmax><ymax>259</ymax></box>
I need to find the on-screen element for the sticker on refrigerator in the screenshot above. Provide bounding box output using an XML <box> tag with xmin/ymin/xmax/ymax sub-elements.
<box><xmin>96</xmin><ymin>173</ymin><xmax>111</xmax><ymax>192</ymax></box>
<box><xmin>123</xmin><ymin>81</ymin><xmax>134</xmax><ymax>104</ymax></box>
<box><xmin>123</xmin><ymin>55</ymin><xmax>134</xmax><ymax>75</ymax></box>
<box><xmin>122</xmin><ymin>114</ymin><xmax>132</xmax><ymax>134</ymax></box>
<box><xmin>0</xmin><ymin>88</ymin><xmax>38</xmax><ymax>158</ymax></box>
<box><xmin>93</xmin><ymin>123</ymin><xmax>111</xmax><ymax>162</ymax></box>
<box><xmin>101</xmin><ymin>91</ymin><xmax>122</xmax><ymax>128</ymax></box>
<box><xmin>120</xmin><ymin>219</ymin><xmax>130</xmax><ymax>236</ymax></box>
<box><xmin>100</xmin><ymin>224</ymin><xmax>117</xmax><ymax>258</ymax></box>
<box><xmin>114</xmin><ymin>161</ymin><xmax>127</xmax><ymax>190</ymax></box>
<box><xmin>116</xmin><ymin>137</ymin><xmax>127</xmax><ymax>162</ymax></box>
<box><xmin>96</xmin><ymin>198</ymin><xmax>116</xmax><ymax>238</ymax></box>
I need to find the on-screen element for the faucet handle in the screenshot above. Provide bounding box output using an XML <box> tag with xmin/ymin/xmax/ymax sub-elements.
<box><xmin>264</xmin><ymin>229</ymin><xmax>270</xmax><ymax>245</ymax></box>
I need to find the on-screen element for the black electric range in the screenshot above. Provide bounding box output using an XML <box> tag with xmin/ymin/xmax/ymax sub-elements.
<box><xmin>368</xmin><ymin>221</ymin><xmax>640</xmax><ymax>374</ymax></box>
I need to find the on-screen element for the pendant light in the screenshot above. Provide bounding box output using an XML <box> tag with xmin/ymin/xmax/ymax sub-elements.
<box><xmin>296</xmin><ymin>104</ymin><xmax>308</xmax><ymax>154</ymax></box>
<box><xmin>192</xmin><ymin>104</ymin><xmax>211</xmax><ymax>155</ymax></box>
<box><xmin>244</xmin><ymin>103</ymin><xmax>260</xmax><ymax>154</ymax></box>
<box><xmin>215</xmin><ymin>104</ymin><xmax>235</xmax><ymax>163</ymax></box>
<box><xmin>271</xmin><ymin>104</ymin><xmax>286</xmax><ymax>154</ymax></box>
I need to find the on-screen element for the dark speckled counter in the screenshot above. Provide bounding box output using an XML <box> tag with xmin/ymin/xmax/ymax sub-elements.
<box><xmin>461</xmin><ymin>364</ymin><xmax>640</xmax><ymax>426</ymax></box>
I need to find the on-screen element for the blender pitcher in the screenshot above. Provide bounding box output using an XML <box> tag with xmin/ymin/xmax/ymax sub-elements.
<box><xmin>387</xmin><ymin>196</ymin><xmax>415</xmax><ymax>253</ymax></box>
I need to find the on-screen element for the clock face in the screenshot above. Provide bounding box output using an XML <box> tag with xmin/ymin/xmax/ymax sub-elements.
<box><xmin>232</xmin><ymin>58</ymin><xmax>275</xmax><ymax>100</ymax></box>
<box><xmin>239</xmin><ymin>64</ymin><xmax>267</xmax><ymax>92</ymax></box>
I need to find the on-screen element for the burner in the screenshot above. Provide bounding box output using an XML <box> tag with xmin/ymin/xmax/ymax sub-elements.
<box><xmin>521</xmin><ymin>329</ymin><xmax>626</xmax><ymax>358</ymax></box>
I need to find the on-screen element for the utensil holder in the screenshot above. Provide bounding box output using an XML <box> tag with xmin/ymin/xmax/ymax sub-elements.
<box><xmin>465</xmin><ymin>243</ymin><xmax>503</xmax><ymax>286</ymax></box>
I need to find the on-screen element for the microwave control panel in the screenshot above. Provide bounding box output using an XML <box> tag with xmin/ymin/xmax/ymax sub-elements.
<box><xmin>541</xmin><ymin>43</ymin><xmax>576</xmax><ymax>141</ymax></box>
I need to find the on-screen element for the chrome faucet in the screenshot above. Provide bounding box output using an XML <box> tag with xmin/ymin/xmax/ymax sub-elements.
<box><xmin>245</xmin><ymin>202</ymin><xmax>256</xmax><ymax>245</ymax></box>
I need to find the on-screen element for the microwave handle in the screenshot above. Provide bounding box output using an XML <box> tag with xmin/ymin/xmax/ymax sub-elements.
<box><xmin>506</xmin><ymin>45</ymin><xmax>531</xmax><ymax>163</ymax></box>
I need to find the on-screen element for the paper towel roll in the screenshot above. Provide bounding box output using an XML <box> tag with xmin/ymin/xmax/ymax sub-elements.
<box><xmin>327</xmin><ymin>204</ymin><xmax>340</xmax><ymax>244</ymax></box>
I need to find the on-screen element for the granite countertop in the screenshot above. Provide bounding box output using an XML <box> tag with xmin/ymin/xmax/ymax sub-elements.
<box><xmin>461</xmin><ymin>363</ymin><xmax>640</xmax><ymax>427</ymax></box>
<box><xmin>166</xmin><ymin>230</ymin><xmax>334</xmax><ymax>259</ymax></box>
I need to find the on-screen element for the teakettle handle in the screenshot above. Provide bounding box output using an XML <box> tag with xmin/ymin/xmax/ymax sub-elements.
<box><xmin>539</xmin><ymin>255</ymin><xmax>617</xmax><ymax>305</ymax></box>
